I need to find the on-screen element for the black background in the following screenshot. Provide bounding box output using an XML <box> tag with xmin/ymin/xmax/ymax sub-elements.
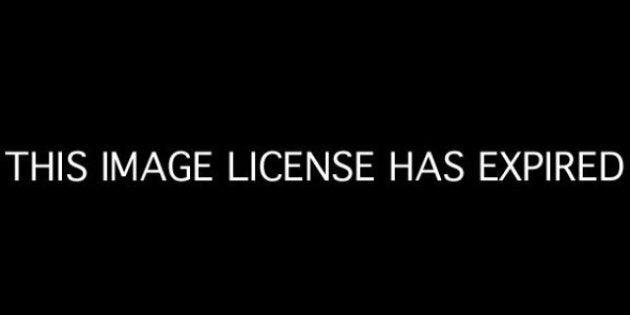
<box><xmin>1</xmin><ymin>5</ymin><xmax>627</xmax><ymax>310</ymax></box>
